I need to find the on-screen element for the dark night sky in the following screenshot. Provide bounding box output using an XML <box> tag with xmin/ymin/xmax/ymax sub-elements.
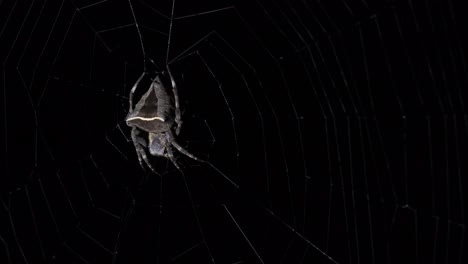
<box><xmin>1</xmin><ymin>0</ymin><xmax>468</xmax><ymax>263</ymax></box>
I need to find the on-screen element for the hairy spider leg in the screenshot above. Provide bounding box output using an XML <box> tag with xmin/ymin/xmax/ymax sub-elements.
<box><xmin>167</xmin><ymin>131</ymin><xmax>202</xmax><ymax>162</ymax></box>
<box><xmin>165</xmin><ymin>144</ymin><xmax>182</xmax><ymax>171</ymax></box>
<box><xmin>131</xmin><ymin>127</ymin><xmax>158</xmax><ymax>174</ymax></box>
<box><xmin>129</xmin><ymin>72</ymin><xmax>146</xmax><ymax>112</ymax></box>
<box><xmin>166</xmin><ymin>67</ymin><xmax>182</xmax><ymax>135</ymax></box>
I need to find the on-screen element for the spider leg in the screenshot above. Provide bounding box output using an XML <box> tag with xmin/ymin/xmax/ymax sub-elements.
<box><xmin>167</xmin><ymin>131</ymin><xmax>202</xmax><ymax>162</ymax></box>
<box><xmin>129</xmin><ymin>72</ymin><xmax>146</xmax><ymax>112</ymax></box>
<box><xmin>131</xmin><ymin>128</ymin><xmax>158</xmax><ymax>174</ymax></box>
<box><xmin>131</xmin><ymin>129</ymin><xmax>145</xmax><ymax>165</ymax></box>
<box><xmin>165</xmin><ymin>145</ymin><xmax>182</xmax><ymax>171</ymax></box>
<box><xmin>166</xmin><ymin>67</ymin><xmax>182</xmax><ymax>135</ymax></box>
<box><xmin>139</xmin><ymin>148</ymin><xmax>158</xmax><ymax>174</ymax></box>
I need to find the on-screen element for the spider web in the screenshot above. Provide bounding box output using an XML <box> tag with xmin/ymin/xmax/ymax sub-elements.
<box><xmin>1</xmin><ymin>0</ymin><xmax>468</xmax><ymax>263</ymax></box>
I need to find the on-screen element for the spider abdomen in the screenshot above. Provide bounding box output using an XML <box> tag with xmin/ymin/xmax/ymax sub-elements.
<box><xmin>128</xmin><ymin>118</ymin><xmax>173</xmax><ymax>133</ymax></box>
<box><xmin>126</xmin><ymin>75</ymin><xmax>175</xmax><ymax>133</ymax></box>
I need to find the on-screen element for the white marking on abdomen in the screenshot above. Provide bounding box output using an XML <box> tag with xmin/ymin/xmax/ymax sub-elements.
<box><xmin>127</xmin><ymin>116</ymin><xmax>165</xmax><ymax>122</ymax></box>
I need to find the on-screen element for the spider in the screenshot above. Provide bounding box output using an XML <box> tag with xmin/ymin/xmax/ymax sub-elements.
<box><xmin>125</xmin><ymin>70</ymin><xmax>201</xmax><ymax>173</ymax></box>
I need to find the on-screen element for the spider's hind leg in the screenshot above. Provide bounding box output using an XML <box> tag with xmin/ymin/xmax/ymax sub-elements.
<box><xmin>129</xmin><ymin>72</ymin><xmax>146</xmax><ymax>112</ymax></box>
<box><xmin>166</xmin><ymin>67</ymin><xmax>182</xmax><ymax>135</ymax></box>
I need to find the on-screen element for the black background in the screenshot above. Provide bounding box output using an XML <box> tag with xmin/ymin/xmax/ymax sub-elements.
<box><xmin>1</xmin><ymin>0</ymin><xmax>468</xmax><ymax>263</ymax></box>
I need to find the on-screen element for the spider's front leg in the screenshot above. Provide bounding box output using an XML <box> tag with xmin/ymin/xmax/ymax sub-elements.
<box><xmin>165</xmin><ymin>146</ymin><xmax>182</xmax><ymax>171</ymax></box>
<box><xmin>131</xmin><ymin>127</ymin><xmax>157</xmax><ymax>174</ymax></box>
<box><xmin>167</xmin><ymin>131</ymin><xmax>202</xmax><ymax>162</ymax></box>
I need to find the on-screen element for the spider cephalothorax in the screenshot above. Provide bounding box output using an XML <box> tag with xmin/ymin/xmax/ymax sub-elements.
<box><xmin>126</xmin><ymin>71</ymin><xmax>200</xmax><ymax>172</ymax></box>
